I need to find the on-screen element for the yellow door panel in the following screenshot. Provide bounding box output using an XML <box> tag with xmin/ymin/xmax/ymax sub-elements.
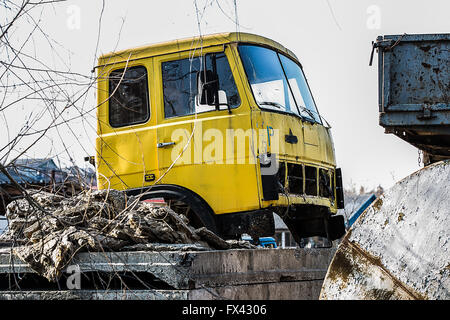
<box><xmin>96</xmin><ymin>60</ymin><xmax>158</xmax><ymax>190</ymax></box>
<box><xmin>96</xmin><ymin>128</ymin><xmax>158</xmax><ymax>190</ymax></box>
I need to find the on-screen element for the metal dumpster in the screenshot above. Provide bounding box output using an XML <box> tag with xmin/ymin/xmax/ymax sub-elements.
<box><xmin>374</xmin><ymin>33</ymin><xmax>450</xmax><ymax>164</ymax></box>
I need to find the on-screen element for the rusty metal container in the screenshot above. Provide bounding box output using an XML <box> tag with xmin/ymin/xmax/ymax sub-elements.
<box><xmin>375</xmin><ymin>33</ymin><xmax>450</xmax><ymax>164</ymax></box>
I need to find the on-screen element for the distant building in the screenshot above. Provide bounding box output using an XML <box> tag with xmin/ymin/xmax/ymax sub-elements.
<box><xmin>0</xmin><ymin>158</ymin><xmax>96</xmax><ymax>215</ymax></box>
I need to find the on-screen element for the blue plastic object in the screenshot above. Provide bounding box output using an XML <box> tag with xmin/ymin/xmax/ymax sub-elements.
<box><xmin>347</xmin><ymin>194</ymin><xmax>377</xmax><ymax>228</ymax></box>
<box><xmin>241</xmin><ymin>235</ymin><xmax>277</xmax><ymax>248</ymax></box>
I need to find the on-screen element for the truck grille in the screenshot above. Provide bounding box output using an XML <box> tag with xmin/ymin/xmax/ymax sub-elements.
<box><xmin>287</xmin><ymin>163</ymin><xmax>303</xmax><ymax>195</ymax></box>
<box><xmin>304</xmin><ymin>166</ymin><xmax>317</xmax><ymax>196</ymax></box>
<box><xmin>319</xmin><ymin>168</ymin><xmax>334</xmax><ymax>199</ymax></box>
<box><xmin>277</xmin><ymin>162</ymin><xmax>334</xmax><ymax>200</ymax></box>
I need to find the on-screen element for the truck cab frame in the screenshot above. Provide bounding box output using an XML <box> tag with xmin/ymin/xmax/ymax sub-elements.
<box><xmin>95</xmin><ymin>32</ymin><xmax>345</xmax><ymax>244</ymax></box>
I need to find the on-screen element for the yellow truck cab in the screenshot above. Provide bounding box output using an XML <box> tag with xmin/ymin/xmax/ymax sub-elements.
<box><xmin>95</xmin><ymin>32</ymin><xmax>345</xmax><ymax>244</ymax></box>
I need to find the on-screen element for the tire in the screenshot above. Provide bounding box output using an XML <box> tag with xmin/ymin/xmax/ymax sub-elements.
<box><xmin>127</xmin><ymin>185</ymin><xmax>218</xmax><ymax>234</ymax></box>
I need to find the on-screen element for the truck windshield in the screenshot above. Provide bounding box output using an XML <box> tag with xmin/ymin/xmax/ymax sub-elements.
<box><xmin>238</xmin><ymin>45</ymin><xmax>321</xmax><ymax>123</ymax></box>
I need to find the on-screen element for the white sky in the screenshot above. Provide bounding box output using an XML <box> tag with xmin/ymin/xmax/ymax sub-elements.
<box><xmin>2</xmin><ymin>0</ymin><xmax>450</xmax><ymax>190</ymax></box>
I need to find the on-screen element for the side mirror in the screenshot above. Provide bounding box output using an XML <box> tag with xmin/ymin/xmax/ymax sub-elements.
<box><xmin>218</xmin><ymin>90</ymin><xmax>228</xmax><ymax>106</ymax></box>
<box><xmin>197</xmin><ymin>70</ymin><xmax>219</xmax><ymax>106</ymax></box>
<box><xmin>195</xmin><ymin>90</ymin><xmax>229</xmax><ymax>114</ymax></box>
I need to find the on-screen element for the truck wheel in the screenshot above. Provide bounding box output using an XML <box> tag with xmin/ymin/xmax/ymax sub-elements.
<box><xmin>165</xmin><ymin>199</ymin><xmax>203</xmax><ymax>229</ymax></box>
<box><xmin>128</xmin><ymin>185</ymin><xmax>219</xmax><ymax>235</ymax></box>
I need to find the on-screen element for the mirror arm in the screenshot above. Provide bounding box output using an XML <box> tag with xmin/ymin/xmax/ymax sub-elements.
<box><xmin>214</xmin><ymin>94</ymin><xmax>220</xmax><ymax>111</ymax></box>
<box><xmin>211</xmin><ymin>54</ymin><xmax>220</xmax><ymax>111</ymax></box>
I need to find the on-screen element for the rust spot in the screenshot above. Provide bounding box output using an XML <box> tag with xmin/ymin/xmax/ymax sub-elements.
<box><xmin>348</xmin><ymin>242</ymin><xmax>428</xmax><ymax>300</ymax></box>
<box><xmin>327</xmin><ymin>250</ymin><xmax>354</xmax><ymax>283</ymax></box>
<box><xmin>421</xmin><ymin>62</ymin><xmax>431</xmax><ymax>69</ymax></box>
<box><xmin>372</xmin><ymin>198</ymin><xmax>383</xmax><ymax>211</ymax></box>
<box><xmin>397</xmin><ymin>212</ymin><xmax>404</xmax><ymax>222</ymax></box>
<box><xmin>345</xmin><ymin>228</ymin><xmax>352</xmax><ymax>240</ymax></box>
<box><xmin>367</xmin><ymin>288</ymin><xmax>395</xmax><ymax>300</ymax></box>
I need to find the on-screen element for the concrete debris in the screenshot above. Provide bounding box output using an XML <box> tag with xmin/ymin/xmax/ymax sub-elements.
<box><xmin>0</xmin><ymin>248</ymin><xmax>336</xmax><ymax>300</ymax></box>
<box><xmin>0</xmin><ymin>190</ymin><xmax>255</xmax><ymax>281</ymax></box>
<box><xmin>120</xmin><ymin>243</ymin><xmax>211</xmax><ymax>252</ymax></box>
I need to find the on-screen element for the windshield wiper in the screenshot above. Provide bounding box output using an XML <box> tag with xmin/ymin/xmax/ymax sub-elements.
<box><xmin>297</xmin><ymin>105</ymin><xmax>317</xmax><ymax>123</ymax></box>
<box><xmin>258</xmin><ymin>101</ymin><xmax>284</xmax><ymax>109</ymax></box>
<box><xmin>258</xmin><ymin>101</ymin><xmax>320</xmax><ymax>124</ymax></box>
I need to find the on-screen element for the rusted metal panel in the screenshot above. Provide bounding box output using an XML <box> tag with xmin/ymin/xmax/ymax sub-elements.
<box><xmin>377</xmin><ymin>33</ymin><xmax>449</xmax><ymax>113</ymax></box>
<box><xmin>375</xmin><ymin>33</ymin><xmax>450</xmax><ymax>161</ymax></box>
<box><xmin>380</xmin><ymin>110</ymin><xmax>450</xmax><ymax>126</ymax></box>
<box><xmin>320</xmin><ymin>160</ymin><xmax>450</xmax><ymax>300</ymax></box>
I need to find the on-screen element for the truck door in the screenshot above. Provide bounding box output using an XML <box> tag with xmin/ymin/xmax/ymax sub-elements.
<box><xmin>96</xmin><ymin>61</ymin><xmax>158</xmax><ymax>190</ymax></box>
<box><xmin>153</xmin><ymin>45</ymin><xmax>260</xmax><ymax>214</ymax></box>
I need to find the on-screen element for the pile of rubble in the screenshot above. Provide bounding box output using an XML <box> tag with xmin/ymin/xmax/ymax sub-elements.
<box><xmin>0</xmin><ymin>190</ymin><xmax>254</xmax><ymax>281</ymax></box>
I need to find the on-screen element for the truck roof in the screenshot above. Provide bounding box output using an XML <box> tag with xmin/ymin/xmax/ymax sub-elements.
<box><xmin>97</xmin><ymin>32</ymin><xmax>299</xmax><ymax>68</ymax></box>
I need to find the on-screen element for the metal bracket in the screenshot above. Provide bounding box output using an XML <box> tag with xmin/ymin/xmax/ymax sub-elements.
<box><xmin>417</xmin><ymin>105</ymin><xmax>436</xmax><ymax>120</ymax></box>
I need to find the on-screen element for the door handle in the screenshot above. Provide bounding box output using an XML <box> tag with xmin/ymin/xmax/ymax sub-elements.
<box><xmin>157</xmin><ymin>141</ymin><xmax>176</xmax><ymax>148</ymax></box>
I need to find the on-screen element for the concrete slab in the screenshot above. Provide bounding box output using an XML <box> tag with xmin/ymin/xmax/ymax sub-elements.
<box><xmin>0</xmin><ymin>280</ymin><xmax>324</xmax><ymax>300</ymax></box>
<box><xmin>0</xmin><ymin>247</ymin><xmax>335</xmax><ymax>299</ymax></box>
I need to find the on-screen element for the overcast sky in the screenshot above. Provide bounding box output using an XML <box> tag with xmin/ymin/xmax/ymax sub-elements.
<box><xmin>2</xmin><ymin>0</ymin><xmax>450</xmax><ymax>190</ymax></box>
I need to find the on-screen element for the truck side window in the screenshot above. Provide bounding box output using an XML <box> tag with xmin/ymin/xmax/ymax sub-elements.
<box><xmin>109</xmin><ymin>66</ymin><xmax>150</xmax><ymax>128</ymax></box>
<box><xmin>162</xmin><ymin>52</ymin><xmax>240</xmax><ymax>118</ymax></box>
<box><xmin>204</xmin><ymin>53</ymin><xmax>240</xmax><ymax>109</ymax></box>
